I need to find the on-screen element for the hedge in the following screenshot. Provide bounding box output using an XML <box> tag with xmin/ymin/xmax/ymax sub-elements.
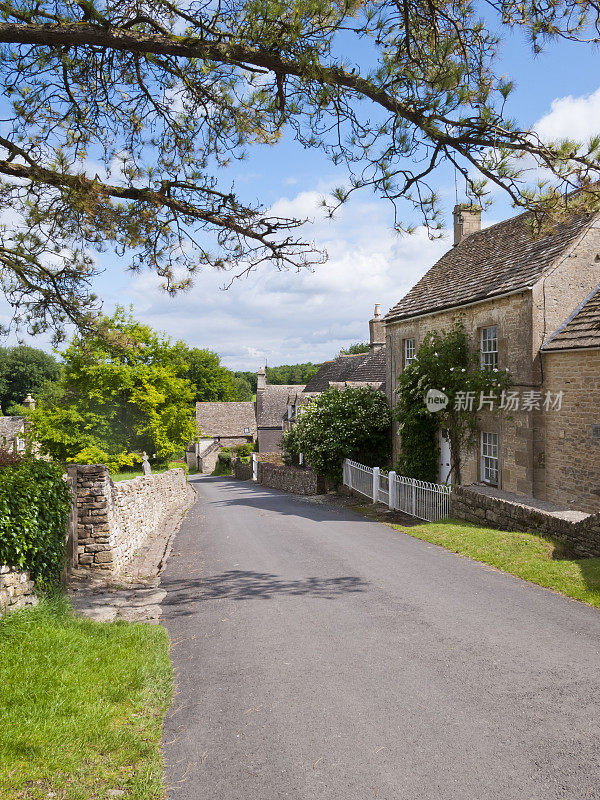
<box><xmin>0</xmin><ymin>460</ymin><xmax>72</xmax><ymax>588</ymax></box>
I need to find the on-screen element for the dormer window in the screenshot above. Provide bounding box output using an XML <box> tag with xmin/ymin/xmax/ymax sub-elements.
<box><xmin>404</xmin><ymin>338</ymin><xmax>416</xmax><ymax>366</ymax></box>
<box><xmin>481</xmin><ymin>326</ymin><xmax>498</xmax><ymax>370</ymax></box>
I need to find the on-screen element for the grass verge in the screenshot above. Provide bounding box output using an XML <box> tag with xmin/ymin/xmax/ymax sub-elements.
<box><xmin>354</xmin><ymin>506</ymin><xmax>600</xmax><ymax>608</ymax></box>
<box><xmin>0</xmin><ymin>596</ymin><xmax>173</xmax><ymax>799</ymax></box>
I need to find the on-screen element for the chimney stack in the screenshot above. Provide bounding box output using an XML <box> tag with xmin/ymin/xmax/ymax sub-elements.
<box><xmin>453</xmin><ymin>204</ymin><xmax>481</xmax><ymax>246</ymax></box>
<box><xmin>22</xmin><ymin>393</ymin><xmax>35</xmax><ymax>411</ymax></box>
<box><xmin>369</xmin><ymin>304</ymin><xmax>385</xmax><ymax>351</ymax></box>
<box><xmin>256</xmin><ymin>366</ymin><xmax>267</xmax><ymax>393</ymax></box>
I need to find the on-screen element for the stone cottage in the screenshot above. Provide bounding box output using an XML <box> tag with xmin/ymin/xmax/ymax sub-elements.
<box><xmin>283</xmin><ymin>305</ymin><xmax>388</xmax><ymax>431</ymax></box>
<box><xmin>256</xmin><ymin>368</ymin><xmax>306</xmax><ymax>452</ymax></box>
<box><xmin>188</xmin><ymin>401</ymin><xmax>256</xmax><ymax>472</ymax></box>
<box><xmin>385</xmin><ymin>202</ymin><xmax>600</xmax><ymax>510</ymax></box>
<box><xmin>540</xmin><ymin>286</ymin><xmax>600</xmax><ymax>512</ymax></box>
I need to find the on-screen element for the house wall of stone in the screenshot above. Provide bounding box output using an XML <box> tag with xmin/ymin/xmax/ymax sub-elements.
<box><xmin>529</xmin><ymin>224</ymin><xmax>600</xmax><ymax>496</ymax></box>
<box><xmin>75</xmin><ymin>465</ymin><xmax>189</xmax><ymax>571</ymax></box>
<box><xmin>0</xmin><ymin>566</ymin><xmax>37</xmax><ymax>616</ymax></box>
<box><xmin>258</xmin><ymin>428</ymin><xmax>284</xmax><ymax>453</ymax></box>
<box><xmin>386</xmin><ymin>291</ymin><xmax>535</xmax><ymax>493</ymax></box>
<box><xmin>541</xmin><ymin>349</ymin><xmax>600</xmax><ymax>513</ymax></box>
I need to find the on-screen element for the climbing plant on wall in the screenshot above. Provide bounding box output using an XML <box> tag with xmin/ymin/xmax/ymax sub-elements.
<box><xmin>394</xmin><ymin>323</ymin><xmax>512</xmax><ymax>484</ymax></box>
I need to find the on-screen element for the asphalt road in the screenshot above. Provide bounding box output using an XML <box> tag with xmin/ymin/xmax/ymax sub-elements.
<box><xmin>161</xmin><ymin>476</ymin><xmax>600</xmax><ymax>800</ymax></box>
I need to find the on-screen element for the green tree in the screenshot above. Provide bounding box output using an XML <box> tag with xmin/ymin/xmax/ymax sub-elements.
<box><xmin>340</xmin><ymin>343</ymin><xmax>370</xmax><ymax>355</ymax></box>
<box><xmin>0</xmin><ymin>346</ymin><xmax>61</xmax><ymax>413</ymax></box>
<box><xmin>283</xmin><ymin>387</ymin><xmax>391</xmax><ymax>483</ymax></box>
<box><xmin>394</xmin><ymin>323</ymin><xmax>512</xmax><ymax>484</ymax></box>
<box><xmin>180</xmin><ymin>347</ymin><xmax>239</xmax><ymax>402</ymax></box>
<box><xmin>29</xmin><ymin>309</ymin><xmax>196</xmax><ymax>470</ymax></box>
<box><xmin>234</xmin><ymin>375</ymin><xmax>254</xmax><ymax>401</ymax></box>
<box><xmin>0</xmin><ymin>1</ymin><xmax>597</xmax><ymax>339</ymax></box>
<box><xmin>267</xmin><ymin>363</ymin><xmax>321</xmax><ymax>385</ymax></box>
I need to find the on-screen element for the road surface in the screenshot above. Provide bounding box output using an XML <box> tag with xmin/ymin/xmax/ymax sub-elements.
<box><xmin>161</xmin><ymin>475</ymin><xmax>600</xmax><ymax>800</ymax></box>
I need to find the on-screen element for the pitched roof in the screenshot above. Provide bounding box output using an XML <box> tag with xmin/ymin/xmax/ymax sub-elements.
<box><xmin>257</xmin><ymin>385</ymin><xmax>305</xmax><ymax>428</ymax></box>
<box><xmin>303</xmin><ymin>346</ymin><xmax>386</xmax><ymax>392</ymax></box>
<box><xmin>386</xmin><ymin>209</ymin><xmax>596</xmax><ymax>322</ymax></box>
<box><xmin>0</xmin><ymin>416</ymin><xmax>25</xmax><ymax>445</ymax></box>
<box><xmin>196</xmin><ymin>402</ymin><xmax>256</xmax><ymax>438</ymax></box>
<box><xmin>542</xmin><ymin>284</ymin><xmax>600</xmax><ymax>351</ymax></box>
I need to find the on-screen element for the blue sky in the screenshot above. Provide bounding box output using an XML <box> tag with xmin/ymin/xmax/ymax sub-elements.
<box><xmin>6</xmin><ymin>25</ymin><xmax>600</xmax><ymax>370</ymax></box>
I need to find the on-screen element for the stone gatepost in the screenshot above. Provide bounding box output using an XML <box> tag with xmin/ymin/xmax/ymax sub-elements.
<box><xmin>73</xmin><ymin>464</ymin><xmax>114</xmax><ymax>570</ymax></box>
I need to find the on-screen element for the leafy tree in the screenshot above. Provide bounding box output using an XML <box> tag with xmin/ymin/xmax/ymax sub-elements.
<box><xmin>267</xmin><ymin>363</ymin><xmax>321</xmax><ymax>385</ymax></box>
<box><xmin>29</xmin><ymin>309</ymin><xmax>196</xmax><ymax>470</ymax></box>
<box><xmin>179</xmin><ymin>347</ymin><xmax>239</xmax><ymax>402</ymax></box>
<box><xmin>283</xmin><ymin>387</ymin><xmax>391</xmax><ymax>482</ymax></box>
<box><xmin>340</xmin><ymin>343</ymin><xmax>370</xmax><ymax>355</ymax></box>
<box><xmin>0</xmin><ymin>346</ymin><xmax>61</xmax><ymax>413</ymax></box>
<box><xmin>234</xmin><ymin>375</ymin><xmax>254</xmax><ymax>401</ymax></box>
<box><xmin>0</xmin><ymin>0</ymin><xmax>598</xmax><ymax>339</ymax></box>
<box><xmin>394</xmin><ymin>323</ymin><xmax>512</xmax><ymax>484</ymax></box>
<box><xmin>234</xmin><ymin>371</ymin><xmax>258</xmax><ymax>395</ymax></box>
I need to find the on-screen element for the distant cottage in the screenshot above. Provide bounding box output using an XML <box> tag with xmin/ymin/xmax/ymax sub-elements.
<box><xmin>185</xmin><ymin>307</ymin><xmax>387</xmax><ymax>471</ymax></box>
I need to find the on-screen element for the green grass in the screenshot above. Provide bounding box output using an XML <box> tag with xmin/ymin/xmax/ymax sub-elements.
<box><xmin>0</xmin><ymin>597</ymin><xmax>173</xmax><ymax>799</ymax></box>
<box><xmin>111</xmin><ymin>460</ymin><xmax>188</xmax><ymax>482</ymax></box>
<box><xmin>382</xmin><ymin>515</ymin><xmax>600</xmax><ymax>607</ymax></box>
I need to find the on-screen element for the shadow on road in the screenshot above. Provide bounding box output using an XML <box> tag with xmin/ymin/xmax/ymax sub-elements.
<box><xmin>190</xmin><ymin>475</ymin><xmax>377</xmax><ymax>525</ymax></box>
<box><xmin>162</xmin><ymin>569</ymin><xmax>369</xmax><ymax>613</ymax></box>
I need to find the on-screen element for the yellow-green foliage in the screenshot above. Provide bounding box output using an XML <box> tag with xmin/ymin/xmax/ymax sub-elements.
<box><xmin>29</xmin><ymin>308</ymin><xmax>196</xmax><ymax>466</ymax></box>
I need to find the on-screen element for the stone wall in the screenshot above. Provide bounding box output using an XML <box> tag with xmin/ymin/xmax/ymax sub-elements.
<box><xmin>257</xmin><ymin>462</ymin><xmax>326</xmax><ymax>495</ymax></box>
<box><xmin>75</xmin><ymin>465</ymin><xmax>189</xmax><ymax>572</ymax></box>
<box><xmin>386</xmin><ymin>290</ymin><xmax>535</xmax><ymax>493</ymax></box>
<box><xmin>233</xmin><ymin>460</ymin><xmax>253</xmax><ymax>481</ymax></box>
<box><xmin>0</xmin><ymin>566</ymin><xmax>37</xmax><ymax>616</ymax></box>
<box><xmin>541</xmin><ymin>348</ymin><xmax>600</xmax><ymax>513</ymax></box>
<box><xmin>451</xmin><ymin>484</ymin><xmax>600</xmax><ymax>558</ymax></box>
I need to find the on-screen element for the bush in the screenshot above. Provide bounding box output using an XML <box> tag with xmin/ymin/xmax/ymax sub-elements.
<box><xmin>0</xmin><ymin>460</ymin><xmax>72</xmax><ymax>588</ymax></box>
<box><xmin>234</xmin><ymin>443</ymin><xmax>255</xmax><ymax>458</ymax></box>
<box><xmin>0</xmin><ymin>449</ymin><xmax>24</xmax><ymax>469</ymax></box>
<box><xmin>217</xmin><ymin>449</ymin><xmax>231</xmax><ymax>468</ymax></box>
<box><xmin>284</xmin><ymin>387</ymin><xmax>391</xmax><ymax>483</ymax></box>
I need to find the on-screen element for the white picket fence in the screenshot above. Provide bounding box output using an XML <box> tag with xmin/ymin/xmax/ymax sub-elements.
<box><xmin>343</xmin><ymin>459</ymin><xmax>451</xmax><ymax>522</ymax></box>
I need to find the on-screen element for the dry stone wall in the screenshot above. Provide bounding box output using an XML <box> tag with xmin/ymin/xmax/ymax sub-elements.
<box><xmin>257</xmin><ymin>462</ymin><xmax>326</xmax><ymax>495</ymax></box>
<box><xmin>0</xmin><ymin>566</ymin><xmax>37</xmax><ymax>616</ymax></box>
<box><xmin>451</xmin><ymin>484</ymin><xmax>600</xmax><ymax>558</ymax></box>
<box><xmin>75</xmin><ymin>465</ymin><xmax>188</xmax><ymax>572</ymax></box>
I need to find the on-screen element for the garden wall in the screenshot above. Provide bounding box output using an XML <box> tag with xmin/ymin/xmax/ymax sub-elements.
<box><xmin>257</xmin><ymin>462</ymin><xmax>326</xmax><ymax>495</ymax></box>
<box><xmin>233</xmin><ymin>460</ymin><xmax>253</xmax><ymax>481</ymax></box>
<box><xmin>0</xmin><ymin>566</ymin><xmax>37</xmax><ymax>616</ymax></box>
<box><xmin>74</xmin><ymin>465</ymin><xmax>189</xmax><ymax>572</ymax></box>
<box><xmin>451</xmin><ymin>484</ymin><xmax>600</xmax><ymax>558</ymax></box>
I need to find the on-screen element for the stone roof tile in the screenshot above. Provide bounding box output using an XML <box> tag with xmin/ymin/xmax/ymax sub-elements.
<box><xmin>543</xmin><ymin>285</ymin><xmax>600</xmax><ymax>351</ymax></box>
<box><xmin>304</xmin><ymin>347</ymin><xmax>386</xmax><ymax>392</ymax></box>
<box><xmin>196</xmin><ymin>402</ymin><xmax>257</xmax><ymax>438</ymax></box>
<box><xmin>386</xmin><ymin>210</ymin><xmax>596</xmax><ymax>322</ymax></box>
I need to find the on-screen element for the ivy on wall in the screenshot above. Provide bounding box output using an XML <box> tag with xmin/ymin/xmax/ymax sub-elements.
<box><xmin>0</xmin><ymin>460</ymin><xmax>72</xmax><ymax>588</ymax></box>
<box><xmin>394</xmin><ymin>322</ymin><xmax>512</xmax><ymax>484</ymax></box>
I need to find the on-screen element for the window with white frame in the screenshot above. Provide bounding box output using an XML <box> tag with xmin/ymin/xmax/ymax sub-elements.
<box><xmin>404</xmin><ymin>338</ymin><xmax>416</xmax><ymax>366</ymax></box>
<box><xmin>481</xmin><ymin>432</ymin><xmax>500</xmax><ymax>485</ymax></box>
<box><xmin>480</xmin><ymin>326</ymin><xmax>498</xmax><ymax>369</ymax></box>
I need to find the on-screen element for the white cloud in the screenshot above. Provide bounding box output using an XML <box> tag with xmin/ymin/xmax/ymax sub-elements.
<box><xmin>123</xmin><ymin>189</ymin><xmax>450</xmax><ymax>370</ymax></box>
<box><xmin>535</xmin><ymin>87</ymin><xmax>600</xmax><ymax>143</ymax></box>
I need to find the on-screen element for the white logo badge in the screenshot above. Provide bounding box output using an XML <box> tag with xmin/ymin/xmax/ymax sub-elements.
<box><xmin>426</xmin><ymin>389</ymin><xmax>449</xmax><ymax>413</ymax></box>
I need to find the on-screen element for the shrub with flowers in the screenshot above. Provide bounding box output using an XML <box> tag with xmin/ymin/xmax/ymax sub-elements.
<box><xmin>282</xmin><ymin>387</ymin><xmax>391</xmax><ymax>483</ymax></box>
<box><xmin>394</xmin><ymin>322</ymin><xmax>512</xmax><ymax>483</ymax></box>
